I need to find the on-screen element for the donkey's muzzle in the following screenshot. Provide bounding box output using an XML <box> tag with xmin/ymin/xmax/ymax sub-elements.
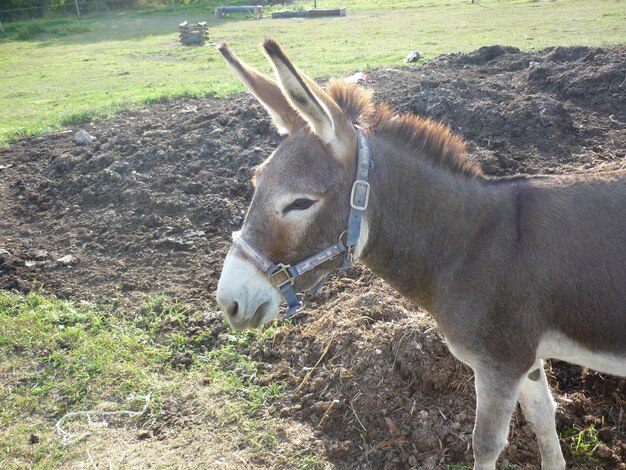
<box><xmin>216</xmin><ymin>248</ymin><xmax>282</xmax><ymax>329</ymax></box>
<box><xmin>225</xmin><ymin>300</ymin><xmax>239</xmax><ymax>319</ymax></box>
<box><xmin>217</xmin><ymin>294</ymin><xmax>271</xmax><ymax>330</ymax></box>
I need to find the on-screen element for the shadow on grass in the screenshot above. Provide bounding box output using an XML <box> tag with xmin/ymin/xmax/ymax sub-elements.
<box><xmin>0</xmin><ymin>3</ymin><xmax>255</xmax><ymax>45</ymax></box>
<box><xmin>0</xmin><ymin>0</ymin><xmax>270</xmax><ymax>44</ymax></box>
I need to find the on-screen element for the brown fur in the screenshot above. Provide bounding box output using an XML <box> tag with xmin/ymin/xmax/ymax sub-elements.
<box><xmin>327</xmin><ymin>80</ymin><xmax>482</xmax><ymax>178</ymax></box>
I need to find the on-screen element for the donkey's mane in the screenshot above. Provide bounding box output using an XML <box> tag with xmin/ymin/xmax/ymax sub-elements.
<box><xmin>327</xmin><ymin>79</ymin><xmax>483</xmax><ymax>178</ymax></box>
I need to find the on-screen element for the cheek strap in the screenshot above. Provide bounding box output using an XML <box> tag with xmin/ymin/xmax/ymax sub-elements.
<box><xmin>232</xmin><ymin>232</ymin><xmax>348</xmax><ymax>317</ymax></box>
<box><xmin>230</xmin><ymin>125</ymin><xmax>372</xmax><ymax>318</ymax></box>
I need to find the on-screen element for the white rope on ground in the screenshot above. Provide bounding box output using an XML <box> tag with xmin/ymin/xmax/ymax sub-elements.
<box><xmin>608</xmin><ymin>115</ymin><xmax>626</xmax><ymax>126</ymax></box>
<box><xmin>55</xmin><ymin>393</ymin><xmax>151</xmax><ymax>446</ymax></box>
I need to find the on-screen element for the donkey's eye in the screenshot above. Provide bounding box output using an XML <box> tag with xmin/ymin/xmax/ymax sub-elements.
<box><xmin>283</xmin><ymin>198</ymin><xmax>317</xmax><ymax>215</ymax></box>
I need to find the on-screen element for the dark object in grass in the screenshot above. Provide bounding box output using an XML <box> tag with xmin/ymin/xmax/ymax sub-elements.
<box><xmin>272</xmin><ymin>8</ymin><xmax>346</xmax><ymax>19</ymax></box>
<box><xmin>171</xmin><ymin>351</ymin><xmax>194</xmax><ymax>368</ymax></box>
<box><xmin>214</xmin><ymin>5</ymin><xmax>263</xmax><ymax>19</ymax></box>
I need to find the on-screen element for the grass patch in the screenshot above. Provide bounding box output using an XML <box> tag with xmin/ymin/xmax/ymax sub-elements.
<box><xmin>0</xmin><ymin>290</ymin><xmax>326</xmax><ymax>468</ymax></box>
<box><xmin>1</xmin><ymin>0</ymin><xmax>625</xmax><ymax>146</ymax></box>
<box><xmin>298</xmin><ymin>453</ymin><xmax>331</xmax><ymax>470</ymax></box>
<box><xmin>3</xmin><ymin>17</ymin><xmax>92</xmax><ymax>41</ymax></box>
<box><xmin>560</xmin><ymin>422</ymin><xmax>608</xmax><ymax>464</ymax></box>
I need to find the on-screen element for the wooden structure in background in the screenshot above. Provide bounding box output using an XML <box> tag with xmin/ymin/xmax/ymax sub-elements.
<box><xmin>214</xmin><ymin>5</ymin><xmax>263</xmax><ymax>19</ymax></box>
<box><xmin>272</xmin><ymin>7</ymin><xmax>346</xmax><ymax>19</ymax></box>
<box><xmin>179</xmin><ymin>21</ymin><xmax>208</xmax><ymax>46</ymax></box>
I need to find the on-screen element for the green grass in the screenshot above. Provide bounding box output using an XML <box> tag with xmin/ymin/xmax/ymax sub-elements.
<box><xmin>1</xmin><ymin>0</ymin><xmax>625</xmax><ymax>146</ymax></box>
<box><xmin>2</xmin><ymin>17</ymin><xmax>92</xmax><ymax>40</ymax></box>
<box><xmin>447</xmin><ymin>463</ymin><xmax>519</xmax><ymax>469</ymax></box>
<box><xmin>0</xmin><ymin>290</ymin><xmax>325</xmax><ymax>468</ymax></box>
<box><xmin>560</xmin><ymin>422</ymin><xmax>608</xmax><ymax>464</ymax></box>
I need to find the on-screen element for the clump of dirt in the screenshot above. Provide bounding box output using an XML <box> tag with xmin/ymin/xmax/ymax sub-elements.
<box><xmin>0</xmin><ymin>97</ymin><xmax>279</xmax><ymax>304</ymax></box>
<box><xmin>1</xmin><ymin>45</ymin><xmax>625</xmax><ymax>469</ymax></box>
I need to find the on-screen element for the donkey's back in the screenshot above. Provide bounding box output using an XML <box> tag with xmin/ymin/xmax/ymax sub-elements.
<box><xmin>517</xmin><ymin>170</ymin><xmax>626</xmax><ymax>372</ymax></box>
<box><xmin>477</xmin><ymin>170</ymin><xmax>626</xmax><ymax>374</ymax></box>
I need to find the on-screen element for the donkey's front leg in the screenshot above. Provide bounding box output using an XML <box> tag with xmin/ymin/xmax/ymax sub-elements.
<box><xmin>472</xmin><ymin>367</ymin><xmax>523</xmax><ymax>470</ymax></box>
<box><xmin>518</xmin><ymin>361</ymin><xmax>566</xmax><ymax>470</ymax></box>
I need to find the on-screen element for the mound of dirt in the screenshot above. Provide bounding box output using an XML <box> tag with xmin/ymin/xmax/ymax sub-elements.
<box><xmin>1</xmin><ymin>45</ymin><xmax>625</xmax><ymax>469</ymax></box>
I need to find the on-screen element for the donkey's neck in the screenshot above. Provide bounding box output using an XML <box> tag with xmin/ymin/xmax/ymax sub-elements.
<box><xmin>359</xmin><ymin>137</ymin><xmax>497</xmax><ymax>312</ymax></box>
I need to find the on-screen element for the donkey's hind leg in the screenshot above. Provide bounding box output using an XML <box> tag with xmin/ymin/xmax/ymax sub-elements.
<box><xmin>518</xmin><ymin>361</ymin><xmax>566</xmax><ymax>470</ymax></box>
<box><xmin>472</xmin><ymin>367</ymin><xmax>523</xmax><ymax>470</ymax></box>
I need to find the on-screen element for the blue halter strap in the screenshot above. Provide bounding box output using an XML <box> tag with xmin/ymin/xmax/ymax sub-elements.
<box><xmin>231</xmin><ymin>125</ymin><xmax>372</xmax><ymax>317</ymax></box>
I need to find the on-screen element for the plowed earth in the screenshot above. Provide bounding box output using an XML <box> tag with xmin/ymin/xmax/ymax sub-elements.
<box><xmin>1</xmin><ymin>45</ymin><xmax>625</xmax><ymax>469</ymax></box>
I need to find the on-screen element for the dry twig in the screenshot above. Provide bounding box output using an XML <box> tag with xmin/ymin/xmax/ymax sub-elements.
<box><xmin>295</xmin><ymin>334</ymin><xmax>335</xmax><ymax>393</ymax></box>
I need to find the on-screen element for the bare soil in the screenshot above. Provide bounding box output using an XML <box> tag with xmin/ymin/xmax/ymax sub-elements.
<box><xmin>1</xmin><ymin>45</ymin><xmax>625</xmax><ymax>469</ymax></box>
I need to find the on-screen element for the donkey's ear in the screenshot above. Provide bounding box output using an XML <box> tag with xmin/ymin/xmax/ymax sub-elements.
<box><xmin>217</xmin><ymin>42</ymin><xmax>305</xmax><ymax>135</ymax></box>
<box><xmin>262</xmin><ymin>38</ymin><xmax>356</xmax><ymax>162</ymax></box>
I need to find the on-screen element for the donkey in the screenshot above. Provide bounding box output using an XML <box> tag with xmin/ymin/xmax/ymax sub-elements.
<box><xmin>215</xmin><ymin>39</ymin><xmax>626</xmax><ymax>469</ymax></box>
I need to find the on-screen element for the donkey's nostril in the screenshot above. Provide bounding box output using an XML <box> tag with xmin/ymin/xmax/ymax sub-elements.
<box><xmin>227</xmin><ymin>301</ymin><xmax>239</xmax><ymax>318</ymax></box>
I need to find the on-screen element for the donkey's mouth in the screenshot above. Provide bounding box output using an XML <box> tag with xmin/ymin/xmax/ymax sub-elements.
<box><xmin>249</xmin><ymin>300</ymin><xmax>272</xmax><ymax>328</ymax></box>
<box><xmin>228</xmin><ymin>300</ymin><xmax>274</xmax><ymax>330</ymax></box>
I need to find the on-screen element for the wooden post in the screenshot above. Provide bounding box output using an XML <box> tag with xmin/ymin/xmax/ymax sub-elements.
<box><xmin>0</xmin><ymin>21</ymin><xmax>6</xmax><ymax>38</ymax></box>
<box><xmin>74</xmin><ymin>0</ymin><xmax>81</xmax><ymax>17</ymax></box>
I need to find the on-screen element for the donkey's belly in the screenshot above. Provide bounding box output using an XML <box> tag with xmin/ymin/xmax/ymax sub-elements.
<box><xmin>537</xmin><ymin>332</ymin><xmax>626</xmax><ymax>377</ymax></box>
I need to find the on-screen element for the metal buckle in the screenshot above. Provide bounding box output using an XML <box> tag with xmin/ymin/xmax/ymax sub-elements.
<box><xmin>271</xmin><ymin>263</ymin><xmax>294</xmax><ymax>288</ymax></box>
<box><xmin>350</xmin><ymin>180</ymin><xmax>370</xmax><ymax>211</ymax></box>
<box><xmin>280</xmin><ymin>296</ymin><xmax>304</xmax><ymax>319</ymax></box>
<box><xmin>346</xmin><ymin>245</ymin><xmax>355</xmax><ymax>265</ymax></box>
<box><xmin>296</xmin><ymin>293</ymin><xmax>307</xmax><ymax>310</ymax></box>
<box><xmin>335</xmin><ymin>230</ymin><xmax>354</xmax><ymax>265</ymax></box>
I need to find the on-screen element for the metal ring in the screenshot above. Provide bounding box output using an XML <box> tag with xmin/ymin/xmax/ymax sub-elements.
<box><xmin>338</xmin><ymin>230</ymin><xmax>349</xmax><ymax>246</ymax></box>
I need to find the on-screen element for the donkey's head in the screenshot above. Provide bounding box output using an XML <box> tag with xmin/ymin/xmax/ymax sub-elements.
<box><xmin>216</xmin><ymin>39</ymin><xmax>364</xmax><ymax>329</ymax></box>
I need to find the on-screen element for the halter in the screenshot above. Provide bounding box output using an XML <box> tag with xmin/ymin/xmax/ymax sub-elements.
<box><xmin>231</xmin><ymin>125</ymin><xmax>372</xmax><ymax>317</ymax></box>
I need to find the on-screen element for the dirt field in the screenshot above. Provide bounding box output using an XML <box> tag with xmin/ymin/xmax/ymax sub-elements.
<box><xmin>1</xmin><ymin>45</ymin><xmax>625</xmax><ymax>469</ymax></box>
